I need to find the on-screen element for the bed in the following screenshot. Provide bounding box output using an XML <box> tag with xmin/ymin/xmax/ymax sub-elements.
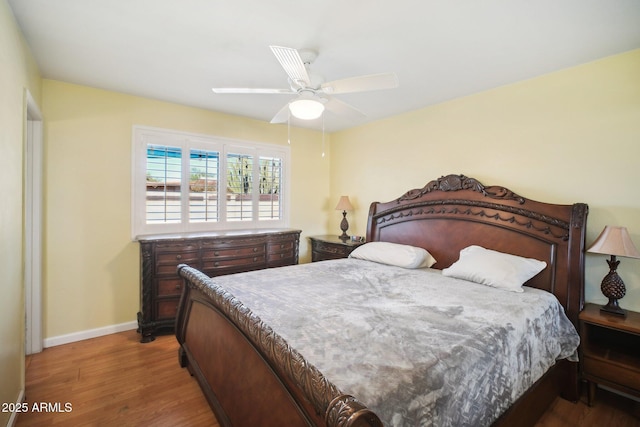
<box><xmin>174</xmin><ymin>174</ymin><xmax>588</xmax><ymax>427</ymax></box>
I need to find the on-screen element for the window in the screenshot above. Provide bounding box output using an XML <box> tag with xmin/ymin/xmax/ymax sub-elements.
<box><xmin>132</xmin><ymin>126</ymin><xmax>289</xmax><ymax>238</ymax></box>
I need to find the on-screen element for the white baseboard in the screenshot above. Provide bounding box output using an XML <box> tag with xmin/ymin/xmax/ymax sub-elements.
<box><xmin>6</xmin><ymin>389</ymin><xmax>25</xmax><ymax>427</ymax></box>
<box><xmin>43</xmin><ymin>321</ymin><xmax>138</xmax><ymax>348</ymax></box>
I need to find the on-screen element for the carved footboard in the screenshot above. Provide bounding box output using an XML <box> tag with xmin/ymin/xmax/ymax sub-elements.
<box><xmin>175</xmin><ymin>264</ymin><xmax>383</xmax><ymax>427</ymax></box>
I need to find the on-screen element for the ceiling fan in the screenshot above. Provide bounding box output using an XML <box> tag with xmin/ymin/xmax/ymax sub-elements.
<box><xmin>212</xmin><ymin>46</ymin><xmax>399</xmax><ymax>123</ymax></box>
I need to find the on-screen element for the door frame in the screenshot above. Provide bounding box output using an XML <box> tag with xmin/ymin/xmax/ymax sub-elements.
<box><xmin>24</xmin><ymin>89</ymin><xmax>43</xmax><ymax>355</ymax></box>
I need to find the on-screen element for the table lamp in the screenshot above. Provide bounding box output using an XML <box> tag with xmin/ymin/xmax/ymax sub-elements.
<box><xmin>587</xmin><ymin>226</ymin><xmax>640</xmax><ymax>316</ymax></box>
<box><xmin>335</xmin><ymin>196</ymin><xmax>354</xmax><ymax>240</ymax></box>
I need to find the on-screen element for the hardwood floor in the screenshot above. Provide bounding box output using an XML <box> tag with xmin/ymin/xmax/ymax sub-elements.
<box><xmin>536</xmin><ymin>388</ymin><xmax>640</xmax><ymax>427</ymax></box>
<box><xmin>17</xmin><ymin>330</ymin><xmax>218</xmax><ymax>427</ymax></box>
<box><xmin>16</xmin><ymin>330</ymin><xmax>640</xmax><ymax>426</ymax></box>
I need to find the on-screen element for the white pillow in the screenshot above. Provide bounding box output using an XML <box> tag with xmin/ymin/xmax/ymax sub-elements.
<box><xmin>349</xmin><ymin>241</ymin><xmax>437</xmax><ymax>269</ymax></box>
<box><xmin>441</xmin><ymin>245</ymin><xmax>547</xmax><ymax>292</ymax></box>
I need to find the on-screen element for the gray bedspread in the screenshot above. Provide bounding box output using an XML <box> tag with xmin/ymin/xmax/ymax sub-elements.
<box><xmin>208</xmin><ymin>258</ymin><xmax>579</xmax><ymax>427</ymax></box>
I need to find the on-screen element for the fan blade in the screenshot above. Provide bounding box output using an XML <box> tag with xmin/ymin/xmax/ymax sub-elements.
<box><xmin>323</xmin><ymin>97</ymin><xmax>366</xmax><ymax>120</ymax></box>
<box><xmin>270</xmin><ymin>103</ymin><xmax>291</xmax><ymax>124</ymax></box>
<box><xmin>321</xmin><ymin>72</ymin><xmax>398</xmax><ymax>94</ymax></box>
<box><xmin>269</xmin><ymin>45</ymin><xmax>311</xmax><ymax>87</ymax></box>
<box><xmin>212</xmin><ymin>87</ymin><xmax>294</xmax><ymax>94</ymax></box>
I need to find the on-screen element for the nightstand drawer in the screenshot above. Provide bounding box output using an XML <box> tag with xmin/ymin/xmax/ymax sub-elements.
<box><xmin>315</xmin><ymin>241</ymin><xmax>351</xmax><ymax>256</ymax></box>
<box><xmin>583</xmin><ymin>356</ymin><xmax>640</xmax><ymax>392</ymax></box>
<box><xmin>309</xmin><ymin>235</ymin><xmax>365</xmax><ymax>262</ymax></box>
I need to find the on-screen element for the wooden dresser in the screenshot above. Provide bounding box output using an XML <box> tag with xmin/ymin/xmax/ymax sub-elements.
<box><xmin>137</xmin><ymin>229</ymin><xmax>301</xmax><ymax>342</ymax></box>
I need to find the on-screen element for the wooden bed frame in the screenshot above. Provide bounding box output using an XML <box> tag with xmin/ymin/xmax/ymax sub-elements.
<box><xmin>175</xmin><ymin>174</ymin><xmax>588</xmax><ymax>427</ymax></box>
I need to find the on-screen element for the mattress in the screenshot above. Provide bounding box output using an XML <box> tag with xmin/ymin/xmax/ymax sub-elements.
<box><xmin>206</xmin><ymin>258</ymin><xmax>580</xmax><ymax>427</ymax></box>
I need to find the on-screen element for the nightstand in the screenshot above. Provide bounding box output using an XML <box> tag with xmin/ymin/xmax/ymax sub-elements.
<box><xmin>579</xmin><ymin>303</ymin><xmax>640</xmax><ymax>405</ymax></box>
<box><xmin>309</xmin><ymin>235</ymin><xmax>365</xmax><ymax>262</ymax></box>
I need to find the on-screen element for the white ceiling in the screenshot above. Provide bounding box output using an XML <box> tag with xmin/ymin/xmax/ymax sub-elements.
<box><xmin>8</xmin><ymin>0</ymin><xmax>640</xmax><ymax>132</ymax></box>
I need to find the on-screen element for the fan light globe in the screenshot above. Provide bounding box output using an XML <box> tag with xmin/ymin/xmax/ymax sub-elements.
<box><xmin>289</xmin><ymin>99</ymin><xmax>324</xmax><ymax>120</ymax></box>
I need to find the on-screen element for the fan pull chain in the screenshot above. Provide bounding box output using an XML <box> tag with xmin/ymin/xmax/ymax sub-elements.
<box><xmin>287</xmin><ymin>110</ymin><xmax>291</xmax><ymax>144</ymax></box>
<box><xmin>321</xmin><ymin>114</ymin><xmax>325</xmax><ymax>158</ymax></box>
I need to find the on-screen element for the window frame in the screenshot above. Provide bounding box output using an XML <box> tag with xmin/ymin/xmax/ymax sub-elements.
<box><xmin>131</xmin><ymin>126</ymin><xmax>290</xmax><ymax>239</ymax></box>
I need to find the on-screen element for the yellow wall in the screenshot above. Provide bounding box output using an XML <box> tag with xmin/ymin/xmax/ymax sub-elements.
<box><xmin>40</xmin><ymin>50</ymin><xmax>640</xmax><ymax>340</ymax></box>
<box><xmin>0</xmin><ymin>0</ymin><xmax>42</xmax><ymax>423</ymax></box>
<box><xmin>42</xmin><ymin>80</ymin><xmax>330</xmax><ymax>338</ymax></box>
<box><xmin>13</xmin><ymin>20</ymin><xmax>640</xmax><ymax>347</ymax></box>
<box><xmin>331</xmin><ymin>49</ymin><xmax>640</xmax><ymax>312</ymax></box>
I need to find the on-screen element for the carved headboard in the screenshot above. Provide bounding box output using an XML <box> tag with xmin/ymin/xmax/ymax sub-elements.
<box><xmin>366</xmin><ymin>174</ymin><xmax>588</xmax><ymax>326</ymax></box>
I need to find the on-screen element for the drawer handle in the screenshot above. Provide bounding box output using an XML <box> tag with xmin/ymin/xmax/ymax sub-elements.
<box><xmin>214</xmin><ymin>262</ymin><xmax>220</xmax><ymax>267</ymax></box>
<box><xmin>280</xmin><ymin>244</ymin><xmax>285</xmax><ymax>248</ymax></box>
<box><xmin>176</xmin><ymin>254</ymin><xmax>182</xmax><ymax>260</ymax></box>
<box><xmin>253</xmin><ymin>247</ymin><xmax>258</xmax><ymax>252</ymax></box>
<box><xmin>253</xmin><ymin>257</ymin><xmax>258</xmax><ymax>262</ymax></box>
<box><xmin>214</xmin><ymin>251</ymin><xmax>219</xmax><ymax>256</ymax></box>
<box><xmin>175</xmin><ymin>284</ymin><xmax>181</xmax><ymax>290</ymax></box>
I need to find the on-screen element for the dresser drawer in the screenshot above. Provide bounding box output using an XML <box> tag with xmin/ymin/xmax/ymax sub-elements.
<box><xmin>267</xmin><ymin>234</ymin><xmax>299</xmax><ymax>267</ymax></box>
<box><xmin>268</xmin><ymin>240</ymin><xmax>295</xmax><ymax>252</ymax></box>
<box><xmin>156</xmin><ymin>277</ymin><xmax>184</xmax><ymax>297</ymax></box>
<box><xmin>267</xmin><ymin>239</ymin><xmax>296</xmax><ymax>264</ymax></box>
<box><xmin>201</xmin><ymin>237</ymin><xmax>265</xmax><ymax>250</ymax></box>
<box><xmin>155</xmin><ymin>298</ymin><xmax>180</xmax><ymax>320</ymax></box>
<box><xmin>267</xmin><ymin>250</ymin><xmax>295</xmax><ymax>264</ymax></box>
<box><xmin>155</xmin><ymin>241</ymin><xmax>199</xmax><ymax>253</ymax></box>
<box><xmin>202</xmin><ymin>255</ymin><xmax>266</xmax><ymax>273</ymax></box>
<box><xmin>202</xmin><ymin>245</ymin><xmax>265</xmax><ymax>259</ymax></box>
<box><xmin>155</xmin><ymin>250</ymin><xmax>199</xmax><ymax>275</ymax></box>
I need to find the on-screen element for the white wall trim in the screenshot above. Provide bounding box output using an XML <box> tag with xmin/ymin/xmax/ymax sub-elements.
<box><xmin>43</xmin><ymin>321</ymin><xmax>138</xmax><ymax>348</ymax></box>
<box><xmin>6</xmin><ymin>389</ymin><xmax>25</xmax><ymax>427</ymax></box>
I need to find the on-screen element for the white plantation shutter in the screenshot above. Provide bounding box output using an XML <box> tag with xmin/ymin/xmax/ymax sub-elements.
<box><xmin>258</xmin><ymin>156</ymin><xmax>282</xmax><ymax>221</ymax></box>
<box><xmin>145</xmin><ymin>144</ymin><xmax>182</xmax><ymax>224</ymax></box>
<box><xmin>226</xmin><ymin>152</ymin><xmax>254</xmax><ymax>222</ymax></box>
<box><xmin>132</xmin><ymin>126</ymin><xmax>289</xmax><ymax>238</ymax></box>
<box><xmin>189</xmin><ymin>148</ymin><xmax>219</xmax><ymax>223</ymax></box>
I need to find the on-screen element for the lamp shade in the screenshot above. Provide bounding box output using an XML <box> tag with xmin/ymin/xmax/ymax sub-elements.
<box><xmin>587</xmin><ymin>226</ymin><xmax>640</xmax><ymax>258</ymax></box>
<box><xmin>289</xmin><ymin>98</ymin><xmax>324</xmax><ymax>120</ymax></box>
<box><xmin>335</xmin><ymin>196</ymin><xmax>353</xmax><ymax>211</ymax></box>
